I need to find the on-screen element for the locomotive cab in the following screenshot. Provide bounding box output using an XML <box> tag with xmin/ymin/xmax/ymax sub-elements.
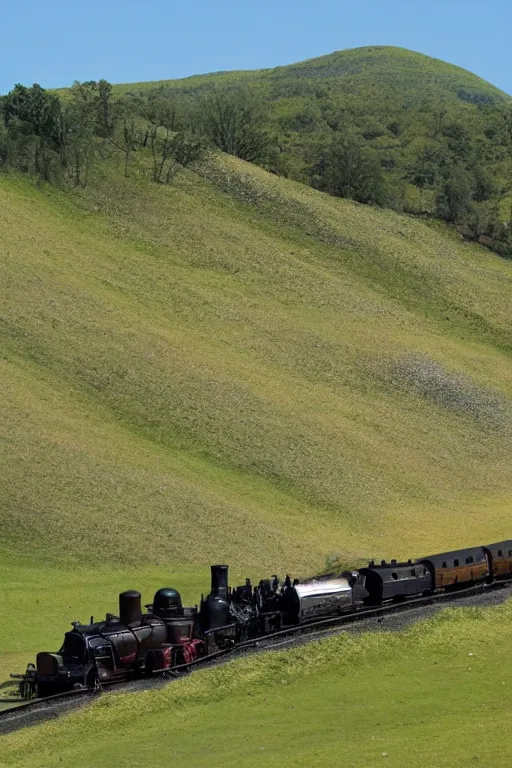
<box><xmin>36</xmin><ymin>629</ymin><xmax>91</xmax><ymax>696</ymax></box>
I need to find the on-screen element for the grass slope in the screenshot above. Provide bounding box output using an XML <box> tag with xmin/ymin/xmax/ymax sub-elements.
<box><xmin>3</xmin><ymin>602</ymin><xmax>512</xmax><ymax>767</ymax></box>
<box><xmin>0</xmin><ymin>150</ymin><xmax>511</xmax><ymax>677</ymax></box>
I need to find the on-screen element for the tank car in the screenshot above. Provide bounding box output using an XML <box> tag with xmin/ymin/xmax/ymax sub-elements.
<box><xmin>359</xmin><ymin>559</ymin><xmax>432</xmax><ymax>604</ymax></box>
<box><xmin>484</xmin><ymin>540</ymin><xmax>512</xmax><ymax>581</ymax></box>
<box><xmin>280</xmin><ymin>572</ymin><xmax>367</xmax><ymax>624</ymax></box>
<box><xmin>417</xmin><ymin>546</ymin><xmax>489</xmax><ymax>590</ymax></box>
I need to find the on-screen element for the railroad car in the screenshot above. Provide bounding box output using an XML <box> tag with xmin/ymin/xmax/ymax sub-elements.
<box><xmin>280</xmin><ymin>572</ymin><xmax>367</xmax><ymax>624</ymax></box>
<box><xmin>417</xmin><ymin>546</ymin><xmax>489</xmax><ymax>590</ymax></box>
<box><xmin>484</xmin><ymin>541</ymin><xmax>512</xmax><ymax>581</ymax></box>
<box><xmin>359</xmin><ymin>559</ymin><xmax>432</xmax><ymax>604</ymax></box>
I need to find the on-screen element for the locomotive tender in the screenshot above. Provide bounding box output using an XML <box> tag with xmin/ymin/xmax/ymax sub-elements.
<box><xmin>17</xmin><ymin>539</ymin><xmax>512</xmax><ymax>699</ymax></box>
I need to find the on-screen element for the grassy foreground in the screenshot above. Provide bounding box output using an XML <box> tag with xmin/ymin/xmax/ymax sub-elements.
<box><xmin>2</xmin><ymin>601</ymin><xmax>512</xmax><ymax>766</ymax></box>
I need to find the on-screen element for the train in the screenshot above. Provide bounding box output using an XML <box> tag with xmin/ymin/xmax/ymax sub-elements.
<box><xmin>15</xmin><ymin>539</ymin><xmax>512</xmax><ymax>699</ymax></box>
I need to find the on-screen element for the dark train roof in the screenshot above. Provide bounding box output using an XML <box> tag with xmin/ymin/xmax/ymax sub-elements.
<box><xmin>364</xmin><ymin>560</ymin><xmax>415</xmax><ymax>569</ymax></box>
<box><xmin>67</xmin><ymin>620</ymin><xmax>120</xmax><ymax>636</ymax></box>
<box><xmin>484</xmin><ymin>540</ymin><xmax>512</xmax><ymax>554</ymax></box>
<box><xmin>361</xmin><ymin>560</ymin><xmax>428</xmax><ymax>573</ymax></box>
<box><xmin>417</xmin><ymin>545</ymin><xmax>487</xmax><ymax>566</ymax></box>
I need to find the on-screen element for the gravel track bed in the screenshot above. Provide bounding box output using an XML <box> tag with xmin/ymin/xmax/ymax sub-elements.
<box><xmin>2</xmin><ymin>584</ymin><xmax>510</xmax><ymax>736</ymax></box>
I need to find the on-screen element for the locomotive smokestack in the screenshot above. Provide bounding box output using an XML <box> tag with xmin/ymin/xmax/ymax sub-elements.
<box><xmin>119</xmin><ymin>590</ymin><xmax>142</xmax><ymax>625</ymax></box>
<box><xmin>210</xmin><ymin>565</ymin><xmax>228</xmax><ymax>598</ymax></box>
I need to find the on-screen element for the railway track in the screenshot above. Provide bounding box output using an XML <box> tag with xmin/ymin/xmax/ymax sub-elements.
<box><xmin>1</xmin><ymin>578</ymin><xmax>510</xmax><ymax>735</ymax></box>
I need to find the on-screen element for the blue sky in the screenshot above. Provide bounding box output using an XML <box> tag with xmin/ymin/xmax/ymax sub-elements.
<box><xmin>1</xmin><ymin>0</ymin><xmax>510</xmax><ymax>94</ymax></box>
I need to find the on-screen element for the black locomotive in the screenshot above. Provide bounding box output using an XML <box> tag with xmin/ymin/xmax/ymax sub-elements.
<box><xmin>35</xmin><ymin>586</ymin><xmax>202</xmax><ymax>697</ymax></box>
<box><xmin>14</xmin><ymin>538</ymin><xmax>512</xmax><ymax>699</ymax></box>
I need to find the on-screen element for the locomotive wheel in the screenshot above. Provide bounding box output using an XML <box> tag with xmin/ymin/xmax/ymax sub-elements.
<box><xmin>36</xmin><ymin>682</ymin><xmax>55</xmax><ymax>699</ymax></box>
<box><xmin>86</xmin><ymin>668</ymin><xmax>102</xmax><ymax>693</ymax></box>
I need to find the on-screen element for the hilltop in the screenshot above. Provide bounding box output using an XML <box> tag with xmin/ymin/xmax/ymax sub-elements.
<box><xmin>118</xmin><ymin>46</ymin><xmax>512</xmax><ymax>254</ymax></box>
<box><xmin>121</xmin><ymin>46</ymin><xmax>509</xmax><ymax>100</ymax></box>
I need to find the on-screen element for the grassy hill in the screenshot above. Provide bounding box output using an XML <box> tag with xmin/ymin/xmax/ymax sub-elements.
<box><xmin>121</xmin><ymin>45</ymin><xmax>509</xmax><ymax>100</ymax></box>
<box><xmin>118</xmin><ymin>46</ymin><xmax>512</xmax><ymax>237</ymax></box>
<box><xmin>0</xmin><ymin>144</ymin><xmax>511</xmax><ymax>678</ymax></box>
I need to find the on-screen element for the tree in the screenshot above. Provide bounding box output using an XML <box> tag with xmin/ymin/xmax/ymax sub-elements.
<box><xmin>112</xmin><ymin>95</ymin><xmax>146</xmax><ymax>177</ymax></box>
<box><xmin>311</xmin><ymin>133</ymin><xmax>384</xmax><ymax>204</ymax></box>
<box><xmin>435</xmin><ymin>164</ymin><xmax>473</xmax><ymax>223</ymax></box>
<box><xmin>0</xmin><ymin>113</ymin><xmax>10</xmax><ymax>166</ymax></box>
<box><xmin>64</xmin><ymin>81</ymin><xmax>101</xmax><ymax>186</ymax></box>
<box><xmin>406</xmin><ymin>139</ymin><xmax>450</xmax><ymax>189</ymax></box>
<box><xmin>96</xmin><ymin>79</ymin><xmax>117</xmax><ymax>143</ymax></box>
<box><xmin>142</xmin><ymin>95</ymin><xmax>205</xmax><ymax>183</ymax></box>
<box><xmin>162</xmin><ymin>132</ymin><xmax>206</xmax><ymax>183</ymax></box>
<box><xmin>195</xmin><ymin>86</ymin><xmax>271</xmax><ymax>163</ymax></box>
<box><xmin>441</xmin><ymin>120</ymin><xmax>472</xmax><ymax>160</ymax></box>
<box><xmin>2</xmin><ymin>83</ymin><xmax>63</xmax><ymax>180</ymax></box>
<box><xmin>143</xmin><ymin>95</ymin><xmax>180</xmax><ymax>181</ymax></box>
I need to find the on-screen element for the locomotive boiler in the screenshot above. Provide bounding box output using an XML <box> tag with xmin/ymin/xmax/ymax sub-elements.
<box><xmin>280</xmin><ymin>573</ymin><xmax>367</xmax><ymax>623</ymax></box>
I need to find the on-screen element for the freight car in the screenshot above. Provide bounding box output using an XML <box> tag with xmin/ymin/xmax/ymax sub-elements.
<box><xmin>13</xmin><ymin>537</ymin><xmax>512</xmax><ymax>699</ymax></box>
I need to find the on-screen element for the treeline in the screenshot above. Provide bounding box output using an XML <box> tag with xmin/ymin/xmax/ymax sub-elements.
<box><xmin>278</xmin><ymin>94</ymin><xmax>512</xmax><ymax>256</ymax></box>
<box><xmin>1</xmin><ymin>78</ymin><xmax>511</xmax><ymax>256</ymax></box>
<box><xmin>0</xmin><ymin>80</ymin><xmax>208</xmax><ymax>187</ymax></box>
<box><xmin>0</xmin><ymin>80</ymin><xmax>276</xmax><ymax>188</ymax></box>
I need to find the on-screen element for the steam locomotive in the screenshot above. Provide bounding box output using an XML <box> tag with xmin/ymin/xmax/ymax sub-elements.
<box><xmin>19</xmin><ymin>539</ymin><xmax>512</xmax><ymax>699</ymax></box>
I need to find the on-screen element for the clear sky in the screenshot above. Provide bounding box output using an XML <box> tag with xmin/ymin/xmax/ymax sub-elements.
<box><xmin>1</xmin><ymin>0</ymin><xmax>510</xmax><ymax>95</ymax></box>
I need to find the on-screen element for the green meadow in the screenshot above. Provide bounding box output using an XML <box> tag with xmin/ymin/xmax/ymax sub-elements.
<box><xmin>2</xmin><ymin>602</ymin><xmax>512</xmax><ymax>766</ymax></box>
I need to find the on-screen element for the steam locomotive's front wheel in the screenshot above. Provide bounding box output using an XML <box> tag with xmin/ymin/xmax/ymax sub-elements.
<box><xmin>86</xmin><ymin>668</ymin><xmax>102</xmax><ymax>693</ymax></box>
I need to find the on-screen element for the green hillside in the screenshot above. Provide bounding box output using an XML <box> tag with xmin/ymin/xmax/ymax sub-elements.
<box><xmin>0</xmin><ymin>139</ymin><xmax>511</xmax><ymax>681</ymax></box>
<box><xmin>115</xmin><ymin>46</ymin><xmax>512</xmax><ymax>253</ymax></box>
<box><xmin>1</xmin><ymin>149</ymin><xmax>511</xmax><ymax>568</ymax></box>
